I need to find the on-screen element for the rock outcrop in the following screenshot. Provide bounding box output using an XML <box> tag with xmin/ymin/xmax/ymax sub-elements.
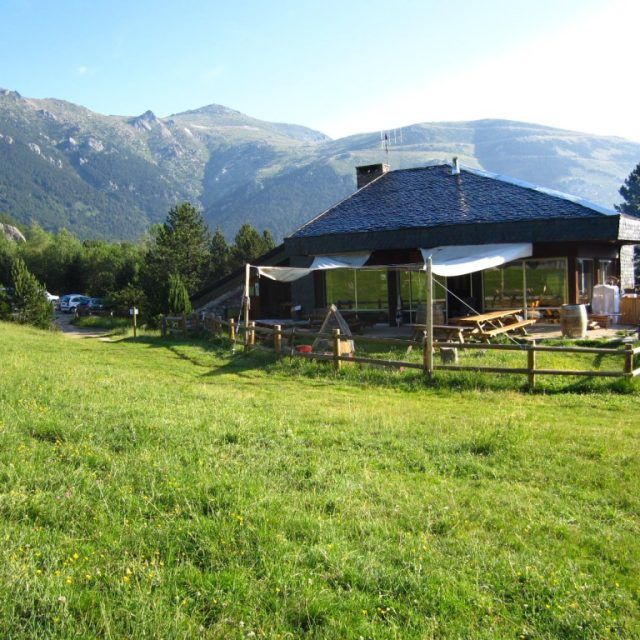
<box><xmin>0</xmin><ymin>223</ymin><xmax>26</xmax><ymax>243</ymax></box>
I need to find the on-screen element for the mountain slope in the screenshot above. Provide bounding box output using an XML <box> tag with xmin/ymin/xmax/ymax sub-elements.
<box><xmin>1</xmin><ymin>88</ymin><xmax>638</xmax><ymax>241</ymax></box>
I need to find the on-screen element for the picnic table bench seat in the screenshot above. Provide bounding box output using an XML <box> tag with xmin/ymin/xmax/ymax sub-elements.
<box><xmin>477</xmin><ymin>318</ymin><xmax>536</xmax><ymax>340</ymax></box>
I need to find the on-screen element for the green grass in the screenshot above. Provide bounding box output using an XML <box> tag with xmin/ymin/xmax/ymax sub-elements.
<box><xmin>294</xmin><ymin>333</ymin><xmax>639</xmax><ymax>394</ymax></box>
<box><xmin>1</xmin><ymin>322</ymin><xmax>639</xmax><ymax>638</ymax></box>
<box><xmin>70</xmin><ymin>315</ymin><xmax>131</xmax><ymax>331</ymax></box>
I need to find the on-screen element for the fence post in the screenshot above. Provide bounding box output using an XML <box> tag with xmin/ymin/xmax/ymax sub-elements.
<box><xmin>624</xmin><ymin>343</ymin><xmax>634</xmax><ymax>376</ymax></box>
<box><xmin>245</xmin><ymin>321</ymin><xmax>256</xmax><ymax>352</ymax></box>
<box><xmin>527</xmin><ymin>340</ymin><xmax>536</xmax><ymax>390</ymax></box>
<box><xmin>161</xmin><ymin>315</ymin><xmax>167</xmax><ymax>337</ymax></box>
<box><xmin>274</xmin><ymin>324</ymin><xmax>282</xmax><ymax>356</ymax></box>
<box><xmin>229</xmin><ymin>318</ymin><xmax>236</xmax><ymax>341</ymax></box>
<box><xmin>422</xmin><ymin>330</ymin><xmax>433</xmax><ymax>379</ymax></box>
<box><xmin>333</xmin><ymin>328</ymin><xmax>342</xmax><ymax>371</ymax></box>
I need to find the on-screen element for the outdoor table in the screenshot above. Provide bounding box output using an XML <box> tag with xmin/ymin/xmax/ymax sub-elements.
<box><xmin>452</xmin><ymin>309</ymin><xmax>536</xmax><ymax>341</ymax></box>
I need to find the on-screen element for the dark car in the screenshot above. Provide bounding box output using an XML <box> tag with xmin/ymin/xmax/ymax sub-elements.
<box><xmin>75</xmin><ymin>297</ymin><xmax>111</xmax><ymax>316</ymax></box>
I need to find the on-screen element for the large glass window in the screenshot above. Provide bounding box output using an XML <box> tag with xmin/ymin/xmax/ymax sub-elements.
<box><xmin>325</xmin><ymin>270</ymin><xmax>356</xmax><ymax>309</ymax></box>
<box><xmin>483</xmin><ymin>258</ymin><xmax>568</xmax><ymax>311</ymax></box>
<box><xmin>597</xmin><ymin>259</ymin><xmax>613</xmax><ymax>284</ymax></box>
<box><xmin>483</xmin><ymin>262</ymin><xmax>524</xmax><ymax>310</ymax></box>
<box><xmin>399</xmin><ymin>271</ymin><xmax>446</xmax><ymax>322</ymax></box>
<box><xmin>325</xmin><ymin>269</ymin><xmax>388</xmax><ymax>312</ymax></box>
<box><xmin>577</xmin><ymin>259</ymin><xmax>594</xmax><ymax>304</ymax></box>
<box><xmin>354</xmin><ymin>270</ymin><xmax>388</xmax><ymax>310</ymax></box>
<box><xmin>525</xmin><ymin>259</ymin><xmax>567</xmax><ymax>308</ymax></box>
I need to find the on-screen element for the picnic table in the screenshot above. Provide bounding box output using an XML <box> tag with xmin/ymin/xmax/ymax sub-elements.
<box><xmin>409</xmin><ymin>324</ymin><xmax>471</xmax><ymax>343</ymax></box>
<box><xmin>452</xmin><ymin>308</ymin><xmax>536</xmax><ymax>342</ymax></box>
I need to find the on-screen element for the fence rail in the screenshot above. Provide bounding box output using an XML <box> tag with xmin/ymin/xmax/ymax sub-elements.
<box><xmin>161</xmin><ymin>313</ymin><xmax>640</xmax><ymax>388</ymax></box>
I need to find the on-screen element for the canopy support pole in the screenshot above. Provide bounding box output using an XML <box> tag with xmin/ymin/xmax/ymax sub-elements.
<box><xmin>243</xmin><ymin>263</ymin><xmax>250</xmax><ymax>350</ymax></box>
<box><xmin>425</xmin><ymin>258</ymin><xmax>434</xmax><ymax>379</ymax></box>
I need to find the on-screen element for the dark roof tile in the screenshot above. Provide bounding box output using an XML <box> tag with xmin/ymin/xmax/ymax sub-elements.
<box><xmin>289</xmin><ymin>165</ymin><xmax>615</xmax><ymax>239</ymax></box>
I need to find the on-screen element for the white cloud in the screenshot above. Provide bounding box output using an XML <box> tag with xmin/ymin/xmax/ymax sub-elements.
<box><xmin>76</xmin><ymin>65</ymin><xmax>92</xmax><ymax>77</ymax></box>
<box><xmin>325</xmin><ymin>0</ymin><xmax>640</xmax><ymax>142</ymax></box>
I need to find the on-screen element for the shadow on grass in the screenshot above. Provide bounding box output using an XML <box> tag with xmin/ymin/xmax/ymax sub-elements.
<box><xmin>118</xmin><ymin>334</ymin><xmax>279</xmax><ymax>377</ymax></box>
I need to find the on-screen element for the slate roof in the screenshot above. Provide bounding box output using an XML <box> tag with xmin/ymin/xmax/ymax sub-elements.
<box><xmin>289</xmin><ymin>164</ymin><xmax>617</xmax><ymax>240</ymax></box>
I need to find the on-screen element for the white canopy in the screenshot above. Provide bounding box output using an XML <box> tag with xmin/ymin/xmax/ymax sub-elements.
<box><xmin>420</xmin><ymin>243</ymin><xmax>532</xmax><ymax>277</ymax></box>
<box><xmin>257</xmin><ymin>253</ymin><xmax>371</xmax><ymax>282</ymax></box>
<box><xmin>257</xmin><ymin>244</ymin><xmax>532</xmax><ymax>281</ymax></box>
<box><xmin>309</xmin><ymin>252</ymin><xmax>370</xmax><ymax>269</ymax></box>
<box><xmin>256</xmin><ymin>266</ymin><xmax>313</xmax><ymax>282</ymax></box>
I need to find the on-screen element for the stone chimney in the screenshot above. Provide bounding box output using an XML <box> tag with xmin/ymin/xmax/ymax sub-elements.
<box><xmin>356</xmin><ymin>163</ymin><xmax>390</xmax><ymax>189</ymax></box>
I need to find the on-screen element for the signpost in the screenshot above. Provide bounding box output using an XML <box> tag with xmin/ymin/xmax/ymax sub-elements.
<box><xmin>129</xmin><ymin>307</ymin><xmax>138</xmax><ymax>338</ymax></box>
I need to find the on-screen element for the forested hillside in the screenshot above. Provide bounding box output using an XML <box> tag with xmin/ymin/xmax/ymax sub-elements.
<box><xmin>1</xmin><ymin>88</ymin><xmax>639</xmax><ymax>241</ymax></box>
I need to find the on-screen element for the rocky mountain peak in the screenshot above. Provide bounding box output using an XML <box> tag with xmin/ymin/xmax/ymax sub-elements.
<box><xmin>128</xmin><ymin>110</ymin><xmax>160</xmax><ymax>131</ymax></box>
<box><xmin>173</xmin><ymin>104</ymin><xmax>240</xmax><ymax>118</ymax></box>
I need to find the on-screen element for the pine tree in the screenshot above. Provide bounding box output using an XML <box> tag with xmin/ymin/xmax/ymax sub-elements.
<box><xmin>141</xmin><ymin>203</ymin><xmax>212</xmax><ymax>315</ymax></box>
<box><xmin>209</xmin><ymin>227</ymin><xmax>231</xmax><ymax>282</ymax></box>
<box><xmin>616</xmin><ymin>162</ymin><xmax>640</xmax><ymax>216</ymax></box>
<box><xmin>616</xmin><ymin>162</ymin><xmax>640</xmax><ymax>282</ymax></box>
<box><xmin>11</xmin><ymin>257</ymin><xmax>54</xmax><ymax>329</ymax></box>
<box><xmin>230</xmin><ymin>224</ymin><xmax>277</xmax><ymax>271</ymax></box>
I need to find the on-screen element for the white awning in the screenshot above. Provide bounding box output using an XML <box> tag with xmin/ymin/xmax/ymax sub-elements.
<box><xmin>256</xmin><ymin>266</ymin><xmax>313</xmax><ymax>282</ymax></box>
<box><xmin>257</xmin><ymin>246</ymin><xmax>531</xmax><ymax>281</ymax></box>
<box><xmin>309</xmin><ymin>253</ymin><xmax>370</xmax><ymax>269</ymax></box>
<box><xmin>257</xmin><ymin>253</ymin><xmax>371</xmax><ymax>282</ymax></box>
<box><xmin>420</xmin><ymin>243</ymin><xmax>532</xmax><ymax>277</ymax></box>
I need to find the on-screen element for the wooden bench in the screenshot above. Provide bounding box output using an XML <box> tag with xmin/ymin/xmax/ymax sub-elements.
<box><xmin>478</xmin><ymin>318</ymin><xmax>536</xmax><ymax>341</ymax></box>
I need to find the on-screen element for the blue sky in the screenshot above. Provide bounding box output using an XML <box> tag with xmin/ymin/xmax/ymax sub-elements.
<box><xmin>1</xmin><ymin>0</ymin><xmax>638</xmax><ymax>141</ymax></box>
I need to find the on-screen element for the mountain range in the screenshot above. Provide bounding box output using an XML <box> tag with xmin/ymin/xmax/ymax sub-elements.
<box><xmin>1</xmin><ymin>88</ymin><xmax>639</xmax><ymax>242</ymax></box>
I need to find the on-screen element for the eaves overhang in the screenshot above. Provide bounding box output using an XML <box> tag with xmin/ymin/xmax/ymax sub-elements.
<box><xmin>284</xmin><ymin>215</ymin><xmax>627</xmax><ymax>256</ymax></box>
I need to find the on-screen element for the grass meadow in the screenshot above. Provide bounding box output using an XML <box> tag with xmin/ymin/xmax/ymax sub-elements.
<box><xmin>1</xmin><ymin>321</ymin><xmax>639</xmax><ymax>638</ymax></box>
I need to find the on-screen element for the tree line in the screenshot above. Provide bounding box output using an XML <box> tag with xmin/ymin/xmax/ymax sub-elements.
<box><xmin>2</xmin><ymin>161</ymin><xmax>640</xmax><ymax>330</ymax></box>
<box><xmin>0</xmin><ymin>203</ymin><xmax>275</xmax><ymax>325</ymax></box>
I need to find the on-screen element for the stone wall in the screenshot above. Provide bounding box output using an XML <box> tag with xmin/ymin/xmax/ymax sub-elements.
<box><xmin>620</xmin><ymin>245</ymin><xmax>637</xmax><ymax>290</ymax></box>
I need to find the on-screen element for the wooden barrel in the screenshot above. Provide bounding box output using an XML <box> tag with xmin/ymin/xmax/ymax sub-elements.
<box><xmin>560</xmin><ymin>304</ymin><xmax>587</xmax><ymax>338</ymax></box>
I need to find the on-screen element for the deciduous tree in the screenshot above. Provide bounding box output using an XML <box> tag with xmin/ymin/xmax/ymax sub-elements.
<box><xmin>168</xmin><ymin>273</ymin><xmax>192</xmax><ymax>314</ymax></box>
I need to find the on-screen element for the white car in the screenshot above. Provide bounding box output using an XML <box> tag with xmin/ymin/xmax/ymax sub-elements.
<box><xmin>59</xmin><ymin>294</ymin><xmax>89</xmax><ymax>313</ymax></box>
<box><xmin>45</xmin><ymin>291</ymin><xmax>59</xmax><ymax>306</ymax></box>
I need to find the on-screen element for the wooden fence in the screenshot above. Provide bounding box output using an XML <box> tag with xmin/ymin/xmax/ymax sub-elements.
<box><xmin>160</xmin><ymin>313</ymin><xmax>640</xmax><ymax>388</ymax></box>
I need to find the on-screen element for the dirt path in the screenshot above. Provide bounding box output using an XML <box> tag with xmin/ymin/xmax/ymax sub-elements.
<box><xmin>54</xmin><ymin>312</ymin><xmax>110</xmax><ymax>339</ymax></box>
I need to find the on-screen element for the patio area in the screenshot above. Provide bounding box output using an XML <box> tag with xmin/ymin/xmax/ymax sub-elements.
<box><xmin>359</xmin><ymin>321</ymin><xmax>639</xmax><ymax>343</ymax></box>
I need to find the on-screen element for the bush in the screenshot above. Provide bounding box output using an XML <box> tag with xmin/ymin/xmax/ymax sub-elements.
<box><xmin>10</xmin><ymin>257</ymin><xmax>54</xmax><ymax>329</ymax></box>
<box><xmin>0</xmin><ymin>286</ymin><xmax>12</xmax><ymax>320</ymax></box>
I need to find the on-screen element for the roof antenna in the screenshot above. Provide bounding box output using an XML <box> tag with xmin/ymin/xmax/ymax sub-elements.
<box><xmin>381</xmin><ymin>131</ymin><xmax>389</xmax><ymax>154</ymax></box>
<box><xmin>451</xmin><ymin>156</ymin><xmax>460</xmax><ymax>175</ymax></box>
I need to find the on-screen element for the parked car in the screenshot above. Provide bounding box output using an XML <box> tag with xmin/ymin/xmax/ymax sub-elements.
<box><xmin>45</xmin><ymin>291</ymin><xmax>59</xmax><ymax>306</ymax></box>
<box><xmin>59</xmin><ymin>294</ymin><xmax>89</xmax><ymax>313</ymax></box>
<box><xmin>75</xmin><ymin>297</ymin><xmax>111</xmax><ymax>316</ymax></box>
